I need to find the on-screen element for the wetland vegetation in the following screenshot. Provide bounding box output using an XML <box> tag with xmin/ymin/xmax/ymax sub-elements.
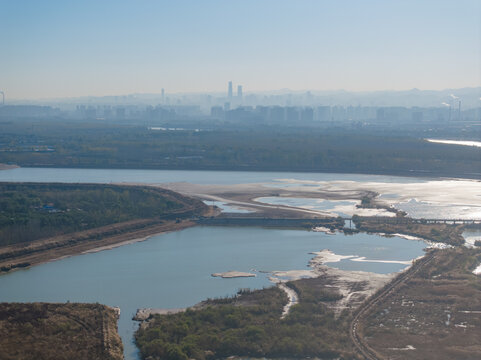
<box><xmin>135</xmin><ymin>283</ymin><xmax>356</xmax><ymax>360</ymax></box>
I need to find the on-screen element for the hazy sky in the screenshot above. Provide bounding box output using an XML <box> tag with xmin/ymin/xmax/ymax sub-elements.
<box><xmin>1</xmin><ymin>0</ymin><xmax>480</xmax><ymax>99</ymax></box>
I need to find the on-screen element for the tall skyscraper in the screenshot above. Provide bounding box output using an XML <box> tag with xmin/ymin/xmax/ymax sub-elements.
<box><xmin>237</xmin><ymin>85</ymin><xmax>243</xmax><ymax>100</ymax></box>
<box><xmin>161</xmin><ymin>88</ymin><xmax>165</xmax><ymax>103</ymax></box>
<box><xmin>228</xmin><ymin>81</ymin><xmax>233</xmax><ymax>99</ymax></box>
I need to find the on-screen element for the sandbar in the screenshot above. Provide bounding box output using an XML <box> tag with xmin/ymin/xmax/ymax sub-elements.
<box><xmin>211</xmin><ymin>271</ymin><xmax>256</xmax><ymax>278</ymax></box>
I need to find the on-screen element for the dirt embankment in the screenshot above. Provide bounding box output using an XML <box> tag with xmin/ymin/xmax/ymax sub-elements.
<box><xmin>0</xmin><ymin>218</ymin><xmax>197</xmax><ymax>273</ymax></box>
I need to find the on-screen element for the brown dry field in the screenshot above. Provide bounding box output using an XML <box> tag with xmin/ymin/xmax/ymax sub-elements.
<box><xmin>0</xmin><ymin>302</ymin><xmax>123</xmax><ymax>360</ymax></box>
<box><xmin>361</xmin><ymin>248</ymin><xmax>481</xmax><ymax>360</ymax></box>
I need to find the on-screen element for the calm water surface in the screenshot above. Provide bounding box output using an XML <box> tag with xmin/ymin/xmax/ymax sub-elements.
<box><xmin>0</xmin><ymin>167</ymin><xmax>426</xmax><ymax>185</ymax></box>
<box><xmin>0</xmin><ymin>226</ymin><xmax>427</xmax><ymax>360</ymax></box>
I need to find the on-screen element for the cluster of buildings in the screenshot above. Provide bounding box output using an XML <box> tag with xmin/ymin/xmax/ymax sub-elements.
<box><xmin>0</xmin><ymin>82</ymin><xmax>479</xmax><ymax>124</ymax></box>
<box><xmin>210</xmin><ymin>104</ymin><xmax>476</xmax><ymax>124</ymax></box>
<box><xmin>0</xmin><ymin>102</ymin><xmax>479</xmax><ymax>125</ymax></box>
<box><xmin>73</xmin><ymin>104</ymin><xmax>201</xmax><ymax>121</ymax></box>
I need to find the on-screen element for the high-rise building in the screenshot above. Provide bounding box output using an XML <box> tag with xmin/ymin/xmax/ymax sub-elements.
<box><xmin>228</xmin><ymin>81</ymin><xmax>233</xmax><ymax>99</ymax></box>
<box><xmin>161</xmin><ymin>88</ymin><xmax>165</xmax><ymax>103</ymax></box>
<box><xmin>237</xmin><ymin>85</ymin><xmax>243</xmax><ymax>100</ymax></box>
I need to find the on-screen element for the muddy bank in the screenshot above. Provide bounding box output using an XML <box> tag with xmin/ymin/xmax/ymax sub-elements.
<box><xmin>158</xmin><ymin>182</ymin><xmax>376</xmax><ymax>218</ymax></box>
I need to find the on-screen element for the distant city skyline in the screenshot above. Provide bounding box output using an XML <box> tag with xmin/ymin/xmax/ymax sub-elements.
<box><xmin>1</xmin><ymin>0</ymin><xmax>480</xmax><ymax>100</ymax></box>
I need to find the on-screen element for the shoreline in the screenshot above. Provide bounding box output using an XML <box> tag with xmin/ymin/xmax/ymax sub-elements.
<box><xmin>0</xmin><ymin>220</ymin><xmax>196</xmax><ymax>274</ymax></box>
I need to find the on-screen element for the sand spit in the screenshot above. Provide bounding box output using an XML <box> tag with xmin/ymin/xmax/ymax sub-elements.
<box><xmin>211</xmin><ymin>271</ymin><xmax>256</xmax><ymax>278</ymax></box>
<box><xmin>312</xmin><ymin>226</ymin><xmax>336</xmax><ymax>234</ymax></box>
<box><xmin>426</xmin><ymin>138</ymin><xmax>481</xmax><ymax>148</ymax></box>
<box><xmin>310</xmin><ymin>249</ymin><xmax>413</xmax><ymax>266</ymax></box>
<box><xmin>390</xmin><ymin>233</ymin><xmax>425</xmax><ymax>241</ymax></box>
<box><xmin>310</xmin><ymin>250</ymin><xmax>356</xmax><ymax>264</ymax></box>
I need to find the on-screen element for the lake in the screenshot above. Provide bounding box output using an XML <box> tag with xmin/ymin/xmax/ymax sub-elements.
<box><xmin>0</xmin><ymin>226</ymin><xmax>427</xmax><ymax>360</ymax></box>
<box><xmin>0</xmin><ymin>167</ymin><xmax>427</xmax><ymax>185</ymax></box>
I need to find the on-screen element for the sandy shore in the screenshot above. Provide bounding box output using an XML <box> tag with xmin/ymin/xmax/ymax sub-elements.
<box><xmin>310</xmin><ymin>249</ymin><xmax>413</xmax><ymax>266</ymax></box>
<box><xmin>265</xmin><ymin>248</ymin><xmax>404</xmax><ymax>318</ymax></box>
<box><xmin>155</xmin><ymin>177</ymin><xmax>481</xmax><ymax>220</ymax></box>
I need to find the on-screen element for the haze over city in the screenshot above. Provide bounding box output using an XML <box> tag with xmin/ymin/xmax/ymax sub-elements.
<box><xmin>1</xmin><ymin>2</ymin><xmax>481</xmax><ymax>360</ymax></box>
<box><xmin>1</xmin><ymin>0</ymin><xmax>480</xmax><ymax>100</ymax></box>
